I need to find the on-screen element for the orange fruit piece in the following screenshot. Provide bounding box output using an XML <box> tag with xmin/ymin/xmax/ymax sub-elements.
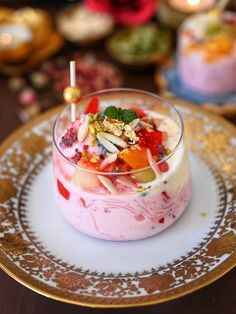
<box><xmin>119</xmin><ymin>147</ymin><xmax>149</xmax><ymax>170</ymax></box>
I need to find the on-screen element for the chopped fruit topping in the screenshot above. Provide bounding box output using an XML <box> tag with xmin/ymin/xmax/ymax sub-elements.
<box><xmin>129</xmin><ymin>107</ymin><xmax>147</xmax><ymax>118</ymax></box>
<box><xmin>158</xmin><ymin>161</ymin><xmax>169</xmax><ymax>173</ymax></box>
<box><xmin>84</xmin><ymin>97</ymin><xmax>99</xmax><ymax>114</ymax></box>
<box><xmin>137</xmin><ymin>129</ymin><xmax>163</xmax><ymax>155</ymax></box>
<box><xmin>102</xmin><ymin>161</ymin><xmax>118</xmax><ymax>172</ymax></box>
<box><xmin>57</xmin><ymin>179</ymin><xmax>70</xmax><ymax>200</ymax></box>
<box><xmin>155</xmin><ymin>145</ymin><xmax>165</xmax><ymax>158</ymax></box>
<box><xmin>79</xmin><ymin>159</ymin><xmax>101</xmax><ymax>171</ymax></box>
<box><xmin>119</xmin><ymin>147</ymin><xmax>149</xmax><ymax>170</ymax></box>
<box><xmin>60</xmin><ymin>127</ymin><xmax>77</xmax><ymax>148</ymax></box>
<box><xmin>116</xmin><ymin>159</ymin><xmax>131</xmax><ymax>172</ymax></box>
<box><xmin>59</xmin><ymin>101</ymin><xmax>172</xmax><ymax>186</ymax></box>
<box><xmin>158</xmin><ymin>217</ymin><xmax>165</xmax><ymax>223</ymax></box>
<box><xmin>132</xmin><ymin>168</ymin><xmax>156</xmax><ymax>183</ymax></box>
<box><xmin>71</xmin><ymin>149</ymin><xmax>82</xmax><ymax>164</ymax></box>
<box><xmin>72</xmin><ymin>161</ymin><xmax>101</xmax><ymax>190</ymax></box>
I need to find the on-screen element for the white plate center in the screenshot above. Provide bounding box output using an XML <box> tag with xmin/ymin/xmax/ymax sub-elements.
<box><xmin>25</xmin><ymin>152</ymin><xmax>219</xmax><ymax>274</ymax></box>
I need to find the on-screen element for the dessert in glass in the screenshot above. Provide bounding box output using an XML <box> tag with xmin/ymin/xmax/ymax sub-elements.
<box><xmin>177</xmin><ymin>11</ymin><xmax>236</xmax><ymax>95</ymax></box>
<box><xmin>53</xmin><ymin>89</ymin><xmax>192</xmax><ymax>241</ymax></box>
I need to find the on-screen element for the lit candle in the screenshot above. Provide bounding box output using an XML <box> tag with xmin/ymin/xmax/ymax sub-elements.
<box><xmin>0</xmin><ymin>23</ymin><xmax>32</xmax><ymax>49</ymax></box>
<box><xmin>169</xmin><ymin>0</ymin><xmax>215</xmax><ymax>13</ymax></box>
<box><xmin>157</xmin><ymin>0</ymin><xmax>216</xmax><ymax>28</ymax></box>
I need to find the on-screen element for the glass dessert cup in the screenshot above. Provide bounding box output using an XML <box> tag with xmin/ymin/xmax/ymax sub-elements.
<box><xmin>177</xmin><ymin>12</ymin><xmax>236</xmax><ymax>95</ymax></box>
<box><xmin>53</xmin><ymin>88</ymin><xmax>192</xmax><ymax>241</ymax></box>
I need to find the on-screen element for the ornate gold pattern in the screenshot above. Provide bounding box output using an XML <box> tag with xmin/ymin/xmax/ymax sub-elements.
<box><xmin>0</xmin><ymin>233</ymin><xmax>29</xmax><ymax>256</ymax></box>
<box><xmin>0</xmin><ymin>103</ymin><xmax>235</xmax><ymax>307</ymax></box>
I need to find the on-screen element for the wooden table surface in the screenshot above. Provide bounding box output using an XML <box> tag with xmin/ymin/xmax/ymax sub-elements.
<box><xmin>0</xmin><ymin>43</ymin><xmax>235</xmax><ymax>314</ymax></box>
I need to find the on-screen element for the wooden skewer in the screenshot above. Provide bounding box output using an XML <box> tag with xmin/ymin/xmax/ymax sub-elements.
<box><xmin>70</xmin><ymin>61</ymin><xmax>76</xmax><ymax>122</ymax></box>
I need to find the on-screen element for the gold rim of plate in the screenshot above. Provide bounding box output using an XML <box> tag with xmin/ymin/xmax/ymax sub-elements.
<box><xmin>0</xmin><ymin>101</ymin><xmax>235</xmax><ymax>308</ymax></box>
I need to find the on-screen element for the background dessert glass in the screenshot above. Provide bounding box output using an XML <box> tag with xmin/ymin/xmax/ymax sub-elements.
<box><xmin>53</xmin><ymin>88</ymin><xmax>192</xmax><ymax>241</ymax></box>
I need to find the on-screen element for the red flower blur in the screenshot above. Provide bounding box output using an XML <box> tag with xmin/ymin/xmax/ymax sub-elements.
<box><xmin>85</xmin><ymin>0</ymin><xmax>156</xmax><ymax>26</ymax></box>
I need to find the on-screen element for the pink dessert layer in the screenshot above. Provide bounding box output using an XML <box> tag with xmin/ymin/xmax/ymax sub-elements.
<box><xmin>56</xmin><ymin>178</ymin><xmax>191</xmax><ymax>241</ymax></box>
<box><xmin>178</xmin><ymin>49</ymin><xmax>236</xmax><ymax>95</ymax></box>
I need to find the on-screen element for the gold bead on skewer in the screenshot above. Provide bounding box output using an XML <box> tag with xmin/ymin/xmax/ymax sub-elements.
<box><xmin>63</xmin><ymin>86</ymin><xmax>81</xmax><ymax>104</ymax></box>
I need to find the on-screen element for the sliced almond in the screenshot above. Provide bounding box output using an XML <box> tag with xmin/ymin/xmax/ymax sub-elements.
<box><xmin>100</xmin><ymin>153</ymin><xmax>118</xmax><ymax>170</ymax></box>
<box><xmin>97</xmin><ymin>133</ymin><xmax>119</xmax><ymax>153</ymax></box>
<box><xmin>97</xmin><ymin>175</ymin><xmax>118</xmax><ymax>194</ymax></box>
<box><xmin>116</xmin><ymin>176</ymin><xmax>136</xmax><ymax>188</ymax></box>
<box><xmin>99</xmin><ymin>132</ymin><xmax>127</xmax><ymax>148</ymax></box>
<box><xmin>140</xmin><ymin>121</ymin><xmax>153</xmax><ymax>128</ymax></box>
<box><xmin>129</xmin><ymin>118</ymin><xmax>139</xmax><ymax>129</ymax></box>
<box><xmin>77</xmin><ymin>115</ymin><xmax>89</xmax><ymax>142</ymax></box>
<box><xmin>146</xmin><ymin>149</ymin><xmax>159</xmax><ymax>178</ymax></box>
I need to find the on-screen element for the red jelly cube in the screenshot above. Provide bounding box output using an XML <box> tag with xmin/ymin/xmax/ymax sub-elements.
<box><xmin>137</xmin><ymin>129</ymin><xmax>163</xmax><ymax>155</ymax></box>
<box><xmin>129</xmin><ymin>107</ymin><xmax>147</xmax><ymax>118</ymax></box>
<box><xmin>84</xmin><ymin>97</ymin><xmax>99</xmax><ymax>114</ymax></box>
<box><xmin>57</xmin><ymin>179</ymin><xmax>70</xmax><ymax>200</ymax></box>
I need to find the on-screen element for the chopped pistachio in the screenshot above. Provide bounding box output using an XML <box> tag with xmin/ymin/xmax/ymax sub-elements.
<box><xmin>136</xmin><ymin>187</ymin><xmax>147</xmax><ymax>193</ymax></box>
<box><xmin>94</xmin><ymin>113</ymin><xmax>100</xmax><ymax>121</ymax></box>
<box><xmin>90</xmin><ymin>156</ymin><xmax>99</xmax><ymax>163</ymax></box>
<box><xmin>89</xmin><ymin>136</ymin><xmax>96</xmax><ymax>147</ymax></box>
<box><xmin>82</xmin><ymin>150</ymin><xmax>88</xmax><ymax>160</ymax></box>
<box><xmin>88</xmin><ymin>115</ymin><xmax>94</xmax><ymax>123</ymax></box>
<box><xmin>94</xmin><ymin>121</ymin><xmax>103</xmax><ymax>132</ymax></box>
<box><xmin>146</xmin><ymin>126</ymin><xmax>153</xmax><ymax>133</ymax></box>
<box><xmin>165</xmin><ymin>148</ymin><xmax>172</xmax><ymax>155</ymax></box>
<box><xmin>89</xmin><ymin>124</ymin><xmax>96</xmax><ymax>135</ymax></box>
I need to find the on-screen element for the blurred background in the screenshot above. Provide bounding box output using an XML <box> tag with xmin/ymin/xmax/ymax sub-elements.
<box><xmin>0</xmin><ymin>0</ymin><xmax>235</xmax><ymax>141</ymax></box>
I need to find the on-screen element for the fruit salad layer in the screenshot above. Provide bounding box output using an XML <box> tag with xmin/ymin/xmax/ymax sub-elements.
<box><xmin>178</xmin><ymin>11</ymin><xmax>236</xmax><ymax>95</ymax></box>
<box><xmin>53</xmin><ymin>97</ymin><xmax>191</xmax><ymax>241</ymax></box>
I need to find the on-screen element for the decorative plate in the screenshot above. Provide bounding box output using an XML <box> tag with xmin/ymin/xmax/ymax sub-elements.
<box><xmin>0</xmin><ymin>102</ymin><xmax>235</xmax><ymax>308</ymax></box>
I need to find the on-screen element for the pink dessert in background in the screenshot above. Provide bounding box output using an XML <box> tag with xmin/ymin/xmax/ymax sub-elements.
<box><xmin>177</xmin><ymin>11</ymin><xmax>236</xmax><ymax>95</ymax></box>
<box><xmin>53</xmin><ymin>89</ymin><xmax>192</xmax><ymax>241</ymax></box>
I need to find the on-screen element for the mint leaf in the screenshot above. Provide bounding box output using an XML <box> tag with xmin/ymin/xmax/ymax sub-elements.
<box><xmin>117</xmin><ymin>108</ymin><xmax>123</xmax><ymax>120</ymax></box>
<box><xmin>104</xmin><ymin>106</ymin><xmax>118</xmax><ymax>119</ymax></box>
<box><xmin>104</xmin><ymin>106</ymin><xmax>138</xmax><ymax>123</ymax></box>
<box><xmin>122</xmin><ymin>109</ymin><xmax>138</xmax><ymax>123</ymax></box>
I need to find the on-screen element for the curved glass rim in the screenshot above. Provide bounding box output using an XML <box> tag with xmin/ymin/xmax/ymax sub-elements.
<box><xmin>52</xmin><ymin>88</ymin><xmax>184</xmax><ymax>175</ymax></box>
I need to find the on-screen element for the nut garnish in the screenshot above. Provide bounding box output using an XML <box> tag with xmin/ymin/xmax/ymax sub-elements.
<box><xmin>97</xmin><ymin>133</ymin><xmax>119</xmax><ymax>153</ymax></box>
<box><xmin>99</xmin><ymin>132</ymin><xmax>127</xmax><ymax>148</ymax></box>
<box><xmin>97</xmin><ymin>175</ymin><xmax>118</xmax><ymax>194</ymax></box>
